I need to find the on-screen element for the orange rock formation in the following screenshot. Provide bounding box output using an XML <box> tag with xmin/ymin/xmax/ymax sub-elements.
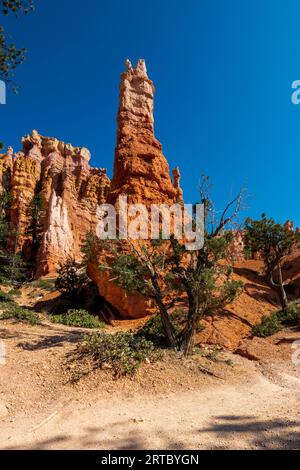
<box><xmin>0</xmin><ymin>130</ymin><xmax>110</xmax><ymax>276</ymax></box>
<box><xmin>109</xmin><ymin>59</ymin><xmax>182</xmax><ymax>207</ymax></box>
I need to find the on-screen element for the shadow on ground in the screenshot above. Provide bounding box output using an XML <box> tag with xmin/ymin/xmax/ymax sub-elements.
<box><xmin>199</xmin><ymin>415</ymin><xmax>300</xmax><ymax>450</ymax></box>
<box><xmin>3</xmin><ymin>415</ymin><xmax>300</xmax><ymax>450</ymax></box>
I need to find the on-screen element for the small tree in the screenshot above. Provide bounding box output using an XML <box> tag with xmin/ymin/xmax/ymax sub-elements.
<box><xmin>27</xmin><ymin>192</ymin><xmax>44</xmax><ymax>255</ymax></box>
<box><xmin>244</xmin><ymin>214</ymin><xmax>295</xmax><ymax>310</ymax></box>
<box><xmin>55</xmin><ymin>258</ymin><xmax>87</xmax><ymax>299</ymax></box>
<box><xmin>89</xmin><ymin>177</ymin><xmax>244</xmax><ymax>355</ymax></box>
<box><xmin>0</xmin><ymin>252</ymin><xmax>27</xmax><ymax>284</ymax></box>
<box><xmin>0</xmin><ymin>190</ymin><xmax>12</xmax><ymax>247</ymax></box>
<box><xmin>81</xmin><ymin>230</ymin><xmax>97</xmax><ymax>267</ymax></box>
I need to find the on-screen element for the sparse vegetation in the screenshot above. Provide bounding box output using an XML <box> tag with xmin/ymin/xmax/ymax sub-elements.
<box><xmin>253</xmin><ymin>303</ymin><xmax>300</xmax><ymax>337</ymax></box>
<box><xmin>76</xmin><ymin>331</ymin><xmax>162</xmax><ymax>377</ymax></box>
<box><xmin>0</xmin><ymin>288</ymin><xmax>21</xmax><ymax>302</ymax></box>
<box><xmin>244</xmin><ymin>215</ymin><xmax>296</xmax><ymax>310</ymax></box>
<box><xmin>276</xmin><ymin>302</ymin><xmax>300</xmax><ymax>326</ymax></box>
<box><xmin>29</xmin><ymin>278</ymin><xmax>55</xmax><ymax>291</ymax></box>
<box><xmin>0</xmin><ymin>301</ymin><xmax>40</xmax><ymax>325</ymax></box>
<box><xmin>51</xmin><ymin>309</ymin><xmax>105</xmax><ymax>329</ymax></box>
<box><xmin>0</xmin><ymin>290</ymin><xmax>12</xmax><ymax>302</ymax></box>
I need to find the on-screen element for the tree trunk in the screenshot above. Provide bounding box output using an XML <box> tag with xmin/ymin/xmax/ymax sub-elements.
<box><xmin>179</xmin><ymin>321</ymin><xmax>197</xmax><ymax>356</ymax></box>
<box><xmin>150</xmin><ymin>274</ymin><xmax>178</xmax><ymax>350</ymax></box>
<box><xmin>277</xmin><ymin>262</ymin><xmax>288</xmax><ymax>311</ymax></box>
<box><xmin>179</xmin><ymin>296</ymin><xmax>200</xmax><ymax>356</ymax></box>
<box><xmin>160</xmin><ymin>308</ymin><xmax>179</xmax><ymax>350</ymax></box>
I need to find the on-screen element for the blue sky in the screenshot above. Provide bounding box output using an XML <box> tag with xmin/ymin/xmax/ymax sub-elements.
<box><xmin>1</xmin><ymin>0</ymin><xmax>300</xmax><ymax>226</ymax></box>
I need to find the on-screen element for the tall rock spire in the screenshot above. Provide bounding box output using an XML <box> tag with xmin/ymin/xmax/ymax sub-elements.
<box><xmin>109</xmin><ymin>59</ymin><xmax>181</xmax><ymax>206</ymax></box>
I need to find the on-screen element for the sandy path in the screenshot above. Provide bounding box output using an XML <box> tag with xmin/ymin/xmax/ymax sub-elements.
<box><xmin>1</xmin><ymin>367</ymin><xmax>299</xmax><ymax>450</ymax></box>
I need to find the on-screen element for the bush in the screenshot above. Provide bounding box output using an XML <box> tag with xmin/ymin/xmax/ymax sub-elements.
<box><xmin>8</xmin><ymin>288</ymin><xmax>22</xmax><ymax>298</ymax></box>
<box><xmin>51</xmin><ymin>309</ymin><xmax>105</xmax><ymax>329</ymax></box>
<box><xmin>252</xmin><ymin>313</ymin><xmax>282</xmax><ymax>337</ymax></box>
<box><xmin>55</xmin><ymin>258</ymin><xmax>87</xmax><ymax>298</ymax></box>
<box><xmin>0</xmin><ymin>302</ymin><xmax>40</xmax><ymax>325</ymax></box>
<box><xmin>252</xmin><ymin>303</ymin><xmax>300</xmax><ymax>337</ymax></box>
<box><xmin>0</xmin><ymin>289</ymin><xmax>21</xmax><ymax>302</ymax></box>
<box><xmin>0</xmin><ymin>290</ymin><xmax>13</xmax><ymax>302</ymax></box>
<box><xmin>77</xmin><ymin>331</ymin><xmax>162</xmax><ymax>376</ymax></box>
<box><xmin>277</xmin><ymin>303</ymin><xmax>300</xmax><ymax>326</ymax></box>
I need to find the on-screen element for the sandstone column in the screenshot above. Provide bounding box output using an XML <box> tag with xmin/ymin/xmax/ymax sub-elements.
<box><xmin>109</xmin><ymin>59</ymin><xmax>181</xmax><ymax>207</ymax></box>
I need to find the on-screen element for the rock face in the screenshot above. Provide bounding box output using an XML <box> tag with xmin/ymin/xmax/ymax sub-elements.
<box><xmin>0</xmin><ymin>59</ymin><xmax>186</xmax><ymax>320</ymax></box>
<box><xmin>228</xmin><ymin>230</ymin><xmax>245</xmax><ymax>261</ymax></box>
<box><xmin>87</xmin><ymin>262</ymin><xmax>154</xmax><ymax>319</ymax></box>
<box><xmin>0</xmin><ymin>146</ymin><xmax>13</xmax><ymax>194</ymax></box>
<box><xmin>0</xmin><ymin>130</ymin><xmax>110</xmax><ymax>276</ymax></box>
<box><xmin>87</xmin><ymin>59</ymin><xmax>184</xmax><ymax>318</ymax></box>
<box><xmin>109</xmin><ymin>59</ymin><xmax>182</xmax><ymax>207</ymax></box>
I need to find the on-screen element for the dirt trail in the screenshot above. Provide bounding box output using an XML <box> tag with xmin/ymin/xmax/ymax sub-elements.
<box><xmin>1</xmin><ymin>367</ymin><xmax>299</xmax><ymax>450</ymax></box>
<box><xmin>0</xmin><ymin>319</ymin><xmax>300</xmax><ymax>450</ymax></box>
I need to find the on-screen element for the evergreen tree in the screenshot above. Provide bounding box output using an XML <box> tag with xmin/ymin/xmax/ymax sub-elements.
<box><xmin>27</xmin><ymin>192</ymin><xmax>44</xmax><ymax>256</ymax></box>
<box><xmin>55</xmin><ymin>258</ymin><xmax>87</xmax><ymax>299</ymax></box>
<box><xmin>87</xmin><ymin>177</ymin><xmax>244</xmax><ymax>355</ymax></box>
<box><xmin>244</xmin><ymin>214</ymin><xmax>295</xmax><ymax>310</ymax></box>
<box><xmin>0</xmin><ymin>189</ymin><xmax>12</xmax><ymax>247</ymax></box>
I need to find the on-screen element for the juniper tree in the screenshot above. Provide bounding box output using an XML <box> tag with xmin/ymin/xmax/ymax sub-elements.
<box><xmin>28</xmin><ymin>192</ymin><xmax>44</xmax><ymax>256</ymax></box>
<box><xmin>244</xmin><ymin>214</ymin><xmax>295</xmax><ymax>310</ymax></box>
<box><xmin>0</xmin><ymin>189</ymin><xmax>12</xmax><ymax>247</ymax></box>
<box><xmin>88</xmin><ymin>177</ymin><xmax>245</xmax><ymax>355</ymax></box>
<box><xmin>55</xmin><ymin>258</ymin><xmax>87</xmax><ymax>300</ymax></box>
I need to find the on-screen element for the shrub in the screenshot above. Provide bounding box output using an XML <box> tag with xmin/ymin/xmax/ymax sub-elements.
<box><xmin>0</xmin><ymin>303</ymin><xmax>40</xmax><ymax>325</ymax></box>
<box><xmin>252</xmin><ymin>313</ymin><xmax>282</xmax><ymax>338</ymax></box>
<box><xmin>77</xmin><ymin>331</ymin><xmax>162</xmax><ymax>376</ymax></box>
<box><xmin>0</xmin><ymin>290</ymin><xmax>12</xmax><ymax>302</ymax></box>
<box><xmin>51</xmin><ymin>309</ymin><xmax>105</xmax><ymax>329</ymax></box>
<box><xmin>252</xmin><ymin>303</ymin><xmax>300</xmax><ymax>337</ymax></box>
<box><xmin>55</xmin><ymin>258</ymin><xmax>87</xmax><ymax>298</ymax></box>
<box><xmin>8</xmin><ymin>288</ymin><xmax>22</xmax><ymax>297</ymax></box>
<box><xmin>277</xmin><ymin>303</ymin><xmax>300</xmax><ymax>326</ymax></box>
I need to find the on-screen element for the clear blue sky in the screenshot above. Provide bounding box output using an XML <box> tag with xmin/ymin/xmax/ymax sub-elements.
<box><xmin>1</xmin><ymin>0</ymin><xmax>300</xmax><ymax>226</ymax></box>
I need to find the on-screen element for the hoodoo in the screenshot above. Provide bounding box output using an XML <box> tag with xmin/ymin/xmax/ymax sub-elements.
<box><xmin>0</xmin><ymin>60</ymin><xmax>181</xmax><ymax>278</ymax></box>
<box><xmin>109</xmin><ymin>59</ymin><xmax>182</xmax><ymax>207</ymax></box>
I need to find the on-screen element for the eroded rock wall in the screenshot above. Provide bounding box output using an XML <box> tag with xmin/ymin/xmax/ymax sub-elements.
<box><xmin>0</xmin><ymin>130</ymin><xmax>110</xmax><ymax>276</ymax></box>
